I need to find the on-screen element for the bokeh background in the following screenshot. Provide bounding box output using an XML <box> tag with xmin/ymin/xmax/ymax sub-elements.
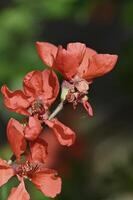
<box><xmin>0</xmin><ymin>0</ymin><xmax>133</xmax><ymax>199</ymax></box>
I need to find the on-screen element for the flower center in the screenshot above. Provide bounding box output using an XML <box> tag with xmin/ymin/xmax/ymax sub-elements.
<box><xmin>61</xmin><ymin>76</ymin><xmax>90</xmax><ymax>108</ymax></box>
<box><xmin>30</xmin><ymin>100</ymin><xmax>49</xmax><ymax>121</ymax></box>
<box><xmin>31</xmin><ymin>101</ymin><xmax>45</xmax><ymax>115</ymax></box>
<box><xmin>15</xmin><ymin>161</ymin><xmax>39</xmax><ymax>178</ymax></box>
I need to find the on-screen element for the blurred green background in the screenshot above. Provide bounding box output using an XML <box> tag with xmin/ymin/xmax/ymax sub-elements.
<box><xmin>0</xmin><ymin>0</ymin><xmax>133</xmax><ymax>199</ymax></box>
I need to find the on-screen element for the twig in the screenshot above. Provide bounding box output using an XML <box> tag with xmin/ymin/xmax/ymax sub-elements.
<box><xmin>48</xmin><ymin>101</ymin><xmax>64</xmax><ymax>120</ymax></box>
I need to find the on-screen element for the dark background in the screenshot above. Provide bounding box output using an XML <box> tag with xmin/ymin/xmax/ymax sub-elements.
<box><xmin>0</xmin><ymin>0</ymin><xmax>133</xmax><ymax>199</ymax></box>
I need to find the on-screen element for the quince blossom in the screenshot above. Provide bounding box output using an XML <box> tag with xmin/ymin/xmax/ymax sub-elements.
<box><xmin>36</xmin><ymin>42</ymin><xmax>118</xmax><ymax>116</ymax></box>
<box><xmin>1</xmin><ymin>69</ymin><xmax>75</xmax><ymax>147</ymax></box>
<box><xmin>0</xmin><ymin>139</ymin><xmax>61</xmax><ymax>199</ymax></box>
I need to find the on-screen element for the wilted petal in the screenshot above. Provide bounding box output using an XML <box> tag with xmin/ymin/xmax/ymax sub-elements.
<box><xmin>1</xmin><ymin>85</ymin><xmax>30</xmax><ymax>115</ymax></box>
<box><xmin>84</xmin><ymin>54</ymin><xmax>118</xmax><ymax>80</ymax></box>
<box><xmin>82</xmin><ymin>101</ymin><xmax>93</xmax><ymax>117</ymax></box>
<box><xmin>45</xmin><ymin>119</ymin><xmax>76</xmax><ymax>146</ymax></box>
<box><xmin>36</xmin><ymin>42</ymin><xmax>58</xmax><ymax>67</ymax></box>
<box><xmin>24</xmin><ymin>116</ymin><xmax>42</xmax><ymax>141</ymax></box>
<box><xmin>41</xmin><ymin>70</ymin><xmax>59</xmax><ymax>107</ymax></box>
<box><xmin>23</xmin><ymin>70</ymin><xmax>43</xmax><ymax>98</ymax></box>
<box><xmin>29</xmin><ymin>138</ymin><xmax>48</xmax><ymax>163</ymax></box>
<box><xmin>8</xmin><ymin>181</ymin><xmax>30</xmax><ymax>200</ymax></box>
<box><xmin>7</xmin><ymin>118</ymin><xmax>27</xmax><ymax>160</ymax></box>
<box><xmin>0</xmin><ymin>158</ymin><xmax>14</xmax><ymax>187</ymax></box>
<box><xmin>31</xmin><ymin>169</ymin><xmax>61</xmax><ymax>198</ymax></box>
<box><xmin>54</xmin><ymin>43</ymin><xmax>86</xmax><ymax>79</ymax></box>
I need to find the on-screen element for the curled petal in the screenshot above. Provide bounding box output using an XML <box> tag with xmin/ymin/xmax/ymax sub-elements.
<box><xmin>24</xmin><ymin>116</ymin><xmax>42</xmax><ymax>141</ymax></box>
<box><xmin>31</xmin><ymin>169</ymin><xmax>61</xmax><ymax>198</ymax></box>
<box><xmin>45</xmin><ymin>119</ymin><xmax>76</xmax><ymax>146</ymax></box>
<box><xmin>54</xmin><ymin>43</ymin><xmax>86</xmax><ymax>79</ymax></box>
<box><xmin>36</xmin><ymin>42</ymin><xmax>58</xmax><ymax>67</ymax></box>
<box><xmin>1</xmin><ymin>85</ymin><xmax>30</xmax><ymax>115</ymax></box>
<box><xmin>84</xmin><ymin>54</ymin><xmax>118</xmax><ymax>80</ymax></box>
<box><xmin>0</xmin><ymin>158</ymin><xmax>15</xmax><ymax>187</ymax></box>
<box><xmin>7</xmin><ymin>118</ymin><xmax>27</xmax><ymax>160</ymax></box>
<box><xmin>29</xmin><ymin>138</ymin><xmax>48</xmax><ymax>163</ymax></box>
<box><xmin>23</xmin><ymin>70</ymin><xmax>43</xmax><ymax>99</ymax></box>
<box><xmin>41</xmin><ymin>70</ymin><xmax>59</xmax><ymax>107</ymax></box>
<box><xmin>82</xmin><ymin>101</ymin><xmax>93</xmax><ymax>117</ymax></box>
<box><xmin>8</xmin><ymin>181</ymin><xmax>30</xmax><ymax>200</ymax></box>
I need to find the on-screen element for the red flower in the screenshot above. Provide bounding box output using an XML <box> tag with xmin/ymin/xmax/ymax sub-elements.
<box><xmin>36</xmin><ymin>42</ymin><xmax>118</xmax><ymax>81</ymax></box>
<box><xmin>0</xmin><ymin>161</ymin><xmax>61</xmax><ymax>199</ymax></box>
<box><xmin>1</xmin><ymin>69</ymin><xmax>59</xmax><ymax>116</ymax></box>
<box><xmin>36</xmin><ymin>42</ymin><xmax>118</xmax><ymax>116</ymax></box>
<box><xmin>2</xmin><ymin>69</ymin><xmax>76</xmax><ymax>147</ymax></box>
<box><xmin>0</xmin><ymin>139</ymin><xmax>61</xmax><ymax>199</ymax></box>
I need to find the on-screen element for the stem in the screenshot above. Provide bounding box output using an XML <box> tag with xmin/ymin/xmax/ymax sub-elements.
<box><xmin>49</xmin><ymin>101</ymin><xmax>64</xmax><ymax>120</ymax></box>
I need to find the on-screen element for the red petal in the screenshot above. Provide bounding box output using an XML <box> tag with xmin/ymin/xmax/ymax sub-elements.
<box><xmin>45</xmin><ymin>119</ymin><xmax>76</xmax><ymax>146</ymax></box>
<box><xmin>23</xmin><ymin>70</ymin><xmax>43</xmax><ymax>99</ymax></box>
<box><xmin>7</xmin><ymin>118</ymin><xmax>27</xmax><ymax>160</ymax></box>
<box><xmin>8</xmin><ymin>181</ymin><xmax>30</xmax><ymax>200</ymax></box>
<box><xmin>36</xmin><ymin>42</ymin><xmax>58</xmax><ymax>67</ymax></box>
<box><xmin>0</xmin><ymin>158</ymin><xmax>14</xmax><ymax>187</ymax></box>
<box><xmin>1</xmin><ymin>85</ymin><xmax>30</xmax><ymax>115</ymax></box>
<box><xmin>41</xmin><ymin>70</ymin><xmax>59</xmax><ymax>107</ymax></box>
<box><xmin>29</xmin><ymin>138</ymin><xmax>48</xmax><ymax>163</ymax></box>
<box><xmin>24</xmin><ymin>116</ymin><xmax>42</xmax><ymax>141</ymax></box>
<box><xmin>82</xmin><ymin>100</ymin><xmax>93</xmax><ymax>117</ymax></box>
<box><xmin>78</xmin><ymin>47</ymin><xmax>97</xmax><ymax>77</ymax></box>
<box><xmin>84</xmin><ymin>54</ymin><xmax>118</xmax><ymax>80</ymax></box>
<box><xmin>23</xmin><ymin>70</ymin><xmax>59</xmax><ymax>108</ymax></box>
<box><xmin>31</xmin><ymin>169</ymin><xmax>61</xmax><ymax>198</ymax></box>
<box><xmin>54</xmin><ymin>42</ymin><xmax>86</xmax><ymax>79</ymax></box>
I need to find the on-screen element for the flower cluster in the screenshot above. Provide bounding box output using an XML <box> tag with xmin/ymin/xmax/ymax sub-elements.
<box><xmin>0</xmin><ymin>42</ymin><xmax>118</xmax><ymax>199</ymax></box>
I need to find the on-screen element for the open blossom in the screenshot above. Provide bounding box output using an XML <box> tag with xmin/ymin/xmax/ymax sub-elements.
<box><xmin>1</xmin><ymin>69</ymin><xmax>59</xmax><ymax>116</ymax></box>
<box><xmin>0</xmin><ymin>139</ymin><xmax>61</xmax><ymax>199</ymax></box>
<box><xmin>2</xmin><ymin>69</ymin><xmax>76</xmax><ymax>147</ymax></box>
<box><xmin>36</xmin><ymin>42</ymin><xmax>118</xmax><ymax>81</ymax></box>
<box><xmin>36</xmin><ymin>42</ymin><xmax>118</xmax><ymax>116</ymax></box>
